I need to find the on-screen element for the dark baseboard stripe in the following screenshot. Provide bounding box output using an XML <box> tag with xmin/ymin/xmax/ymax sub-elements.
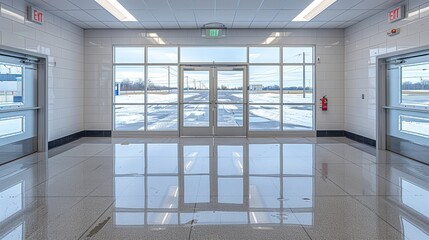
<box><xmin>316</xmin><ymin>130</ymin><xmax>345</xmax><ymax>137</ymax></box>
<box><xmin>48</xmin><ymin>130</ymin><xmax>112</xmax><ymax>149</ymax></box>
<box><xmin>316</xmin><ymin>130</ymin><xmax>376</xmax><ymax>147</ymax></box>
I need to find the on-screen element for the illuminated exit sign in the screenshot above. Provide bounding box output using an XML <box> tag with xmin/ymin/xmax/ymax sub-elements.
<box><xmin>388</xmin><ymin>5</ymin><xmax>405</xmax><ymax>23</ymax></box>
<box><xmin>208</xmin><ymin>29</ymin><xmax>220</xmax><ymax>37</ymax></box>
<box><xmin>27</xmin><ymin>6</ymin><xmax>44</xmax><ymax>24</ymax></box>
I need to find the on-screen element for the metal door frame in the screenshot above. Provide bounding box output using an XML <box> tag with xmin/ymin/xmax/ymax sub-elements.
<box><xmin>179</xmin><ymin>64</ymin><xmax>247</xmax><ymax>137</ymax></box>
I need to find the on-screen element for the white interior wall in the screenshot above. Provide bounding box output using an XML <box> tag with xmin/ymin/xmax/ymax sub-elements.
<box><xmin>0</xmin><ymin>0</ymin><xmax>84</xmax><ymax>141</ymax></box>
<box><xmin>344</xmin><ymin>0</ymin><xmax>429</xmax><ymax>140</ymax></box>
<box><xmin>84</xmin><ymin>29</ymin><xmax>345</xmax><ymax>132</ymax></box>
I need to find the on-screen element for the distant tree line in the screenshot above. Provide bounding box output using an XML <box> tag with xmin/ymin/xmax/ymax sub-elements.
<box><xmin>402</xmin><ymin>80</ymin><xmax>429</xmax><ymax>90</ymax></box>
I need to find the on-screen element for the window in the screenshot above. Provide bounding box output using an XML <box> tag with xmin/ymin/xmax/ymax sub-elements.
<box><xmin>249</xmin><ymin>47</ymin><xmax>280</xmax><ymax>63</ymax></box>
<box><xmin>401</xmin><ymin>63</ymin><xmax>429</xmax><ymax>106</ymax></box>
<box><xmin>400</xmin><ymin>115</ymin><xmax>429</xmax><ymax>138</ymax></box>
<box><xmin>283</xmin><ymin>47</ymin><xmax>314</xmax><ymax>64</ymax></box>
<box><xmin>114</xmin><ymin>47</ymin><xmax>144</xmax><ymax>64</ymax></box>
<box><xmin>148</xmin><ymin>47</ymin><xmax>178</xmax><ymax>63</ymax></box>
<box><xmin>180</xmin><ymin>47</ymin><xmax>247</xmax><ymax>63</ymax></box>
<box><xmin>0</xmin><ymin>63</ymin><xmax>24</xmax><ymax>106</ymax></box>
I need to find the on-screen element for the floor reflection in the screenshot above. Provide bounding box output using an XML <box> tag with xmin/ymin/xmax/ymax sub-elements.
<box><xmin>113</xmin><ymin>142</ymin><xmax>315</xmax><ymax>227</ymax></box>
<box><xmin>1</xmin><ymin>138</ymin><xmax>429</xmax><ymax>239</ymax></box>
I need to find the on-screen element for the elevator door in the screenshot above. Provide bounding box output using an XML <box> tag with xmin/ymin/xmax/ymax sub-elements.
<box><xmin>0</xmin><ymin>55</ymin><xmax>38</xmax><ymax>165</ymax></box>
<box><xmin>180</xmin><ymin>66</ymin><xmax>247</xmax><ymax>136</ymax></box>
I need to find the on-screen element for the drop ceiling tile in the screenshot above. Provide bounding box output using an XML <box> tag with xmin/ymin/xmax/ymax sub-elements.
<box><xmin>215</xmin><ymin>10</ymin><xmax>236</xmax><ymax>22</ymax></box>
<box><xmin>159</xmin><ymin>21</ymin><xmax>180</xmax><ymax>28</ymax></box>
<box><xmin>312</xmin><ymin>10</ymin><xmax>346</xmax><ymax>22</ymax></box>
<box><xmin>249</xmin><ymin>21</ymin><xmax>270</xmax><ymax>28</ymax></box>
<box><xmin>85</xmin><ymin>21</ymin><xmax>108</xmax><ymax>28</ymax></box>
<box><xmin>267</xmin><ymin>21</ymin><xmax>287</xmax><ymax>28</ymax></box>
<box><xmin>194</xmin><ymin>10</ymin><xmax>216</xmax><ymax>22</ymax></box>
<box><xmin>237</xmin><ymin>0</ymin><xmax>263</xmax><ymax>10</ymax></box>
<box><xmin>103</xmin><ymin>21</ymin><xmax>127</xmax><ymax>28</ymax></box>
<box><xmin>272</xmin><ymin>10</ymin><xmax>301</xmax><ymax>22</ymax></box>
<box><xmin>338</xmin><ymin>21</ymin><xmax>360</xmax><ymax>28</ymax></box>
<box><xmin>122</xmin><ymin>21</ymin><xmax>144</xmax><ymax>28</ymax></box>
<box><xmin>71</xmin><ymin>21</ymin><xmax>90</xmax><ymax>28</ymax></box>
<box><xmin>142</xmin><ymin>0</ymin><xmax>170</xmax><ymax>9</ymax></box>
<box><xmin>232</xmin><ymin>22</ymin><xmax>251</xmax><ymax>28</ymax></box>
<box><xmin>216</xmin><ymin>0</ymin><xmax>240</xmax><ymax>10</ymax></box>
<box><xmin>178</xmin><ymin>21</ymin><xmax>198</xmax><ymax>28</ymax></box>
<box><xmin>285</xmin><ymin>21</ymin><xmax>306</xmax><ymax>28</ymax></box>
<box><xmin>352</xmin><ymin>9</ymin><xmax>382</xmax><ymax>21</ymax></box>
<box><xmin>70</xmin><ymin>0</ymin><xmax>103</xmax><ymax>10</ymax></box>
<box><xmin>42</xmin><ymin>0</ymin><xmax>79</xmax><ymax>10</ymax></box>
<box><xmin>375</xmin><ymin>0</ymin><xmax>402</xmax><ymax>10</ymax></box>
<box><xmin>63</xmin><ymin>10</ymin><xmax>99</xmax><ymax>21</ymax></box>
<box><xmin>26</xmin><ymin>0</ymin><xmax>58</xmax><ymax>10</ymax></box>
<box><xmin>193</xmin><ymin>0</ymin><xmax>216</xmax><ymax>10</ymax></box>
<box><xmin>234</xmin><ymin>10</ymin><xmax>258</xmax><ymax>21</ymax></box>
<box><xmin>168</xmin><ymin>0</ymin><xmax>194</xmax><ymax>9</ymax></box>
<box><xmin>320</xmin><ymin>21</ymin><xmax>344</xmax><ymax>28</ymax></box>
<box><xmin>253</xmin><ymin>10</ymin><xmax>279</xmax><ymax>22</ymax></box>
<box><xmin>329</xmin><ymin>0</ymin><xmax>363</xmax><ymax>10</ymax></box>
<box><xmin>48</xmin><ymin>10</ymin><xmax>80</xmax><ymax>22</ymax></box>
<box><xmin>151</xmin><ymin>9</ymin><xmax>177</xmax><ymax>21</ymax></box>
<box><xmin>332</xmin><ymin>9</ymin><xmax>367</xmax><ymax>21</ymax></box>
<box><xmin>85</xmin><ymin>10</ymin><xmax>118</xmax><ymax>22</ymax></box>
<box><xmin>141</xmin><ymin>21</ymin><xmax>162</xmax><ymax>28</ymax></box>
<box><xmin>128</xmin><ymin>10</ymin><xmax>157</xmax><ymax>22</ymax></box>
<box><xmin>352</xmin><ymin>0</ymin><xmax>392</xmax><ymax>10</ymax></box>
<box><xmin>174</xmin><ymin>10</ymin><xmax>196</xmax><ymax>22</ymax></box>
<box><xmin>260</xmin><ymin>0</ymin><xmax>312</xmax><ymax>10</ymax></box>
<box><xmin>303</xmin><ymin>21</ymin><xmax>326</xmax><ymax>28</ymax></box>
<box><xmin>119</xmin><ymin>0</ymin><xmax>147</xmax><ymax>10</ymax></box>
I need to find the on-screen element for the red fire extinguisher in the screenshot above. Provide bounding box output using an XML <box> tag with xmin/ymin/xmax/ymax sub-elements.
<box><xmin>320</xmin><ymin>95</ymin><xmax>328</xmax><ymax>111</ymax></box>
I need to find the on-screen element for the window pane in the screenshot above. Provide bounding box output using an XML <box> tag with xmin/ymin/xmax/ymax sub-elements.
<box><xmin>115</xmin><ymin>47</ymin><xmax>144</xmax><ymax>64</ymax></box>
<box><xmin>147</xmin><ymin>105</ymin><xmax>178</xmax><ymax>131</ymax></box>
<box><xmin>217</xmin><ymin>70</ymin><xmax>243</xmax><ymax>103</ymax></box>
<box><xmin>283</xmin><ymin>66</ymin><xmax>313</xmax><ymax>103</ymax></box>
<box><xmin>401</xmin><ymin>63</ymin><xmax>429</xmax><ymax>106</ymax></box>
<box><xmin>249</xmin><ymin>66</ymin><xmax>280</xmax><ymax>103</ymax></box>
<box><xmin>249</xmin><ymin>105</ymin><xmax>280</xmax><ymax>130</ymax></box>
<box><xmin>400</xmin><ymin>115</ymin><xmax>429</xmax><ymax>138</ymax></box>
<box><xmin>115</xmin><ymin>105</ymin><xmax>144</xmax><ymax>130</ymax></box>
<box><xmin>183</xmin><ymin>71</ymin><xmax>210</xmax><ymax>102</ymax></box>
<box><xmin>148</xmin><ymin>47</ymin><xmax>178</xmax><ymax>63</ymax></box>
<box><xmin>283</xmin><ymin>105</ymin><xmax>313</xmax><ymax>131</ymax></box>
<box><xmin>147</xmin><ymin>66</ymin><xmax>178</xmax><ymax>103</ymax></box>
<box><xmin>0</xmin><ymin>63</ymin><xmax>23</xmax><ymax>106</ymax></box>
<box><xmin>180</xmin><ymin>47</ymin><xmax>247</xmax><ymax>62</ymax></box>
<box><xmin>249</xmin><ymin>47</ymin><xmax>280</xmax><ymax>63</ymax></box>
<box><xmin>183</xmin><ymin>104</ymin><xmax>210</xmax><ymax>127</ymax></box>
<box><xmin>217</xmin><ymin>104</ymin><xmax>244</xmax><ymax>127</ymax></box>
<box><xmin>115</xmin><ymin>66</ymin><xmax>145</xmax><ymax>104</ymax></box>
<box><xmin>283</xmin><ymin>47</ymin><xmax>313</xmax><ymax>64</ymax></box>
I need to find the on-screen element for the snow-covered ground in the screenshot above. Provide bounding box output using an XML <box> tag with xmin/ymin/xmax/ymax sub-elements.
<box><xmin>115</xmin><ymin>92</ymin><xmax>313</xmax><ymax>131</ymax></box>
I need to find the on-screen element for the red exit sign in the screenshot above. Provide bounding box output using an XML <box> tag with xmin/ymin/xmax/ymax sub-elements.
<box><xmin>27</xmin><ymin>6</ymin><xmax>44</xmax><ymax>24</ymax></box>
<box><xmin>388</xmin><ymin>5</ymin><xmax>405</xmax><ymax>23</ymax></box>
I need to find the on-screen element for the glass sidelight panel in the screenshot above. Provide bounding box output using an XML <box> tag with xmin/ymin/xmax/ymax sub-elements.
<box><xmin>147</xmin><ymin>105</ymin><xmax>178</xmax><ymax>131</ymax></box>
<box><xmin>283</xmin><ymin>66</ymin><xmax>313</xmax><ymax>103</ymax></box>
<box><xmin>114</xmin><ymin>105</ymin><xmax>144</xmax><ymax>130</ymax></box>
<box><xmin>249</xmin><ymin>105</ymin><xmax>280</xmax><ymax>130</ymax></box>
<box><xmin>114</xmin><ymin>66</ymin><xmax>145</xmax><ymax>104</ymax></box>
<box><xmin>283</xmin><ymin>105</ymin><xmax>313</xmax><ymax>130</ymax></box>
<box><xmin>249</xmin><ymin>66</ymin><xmax>280</xmax><ymax>103</ymax></box>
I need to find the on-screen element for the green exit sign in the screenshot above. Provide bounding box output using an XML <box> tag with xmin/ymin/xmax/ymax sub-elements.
<box><xmin>203</xmin><ymin>28</ymin><xmax>226</xmax><ymax>38</ymax></box>
<box><xmin>208</xmin><ymin>29</ymin><xmax>220</xmax><ymax>37</ymax></box>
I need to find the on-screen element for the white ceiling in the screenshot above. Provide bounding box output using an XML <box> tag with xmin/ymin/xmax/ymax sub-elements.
<box><xmin>26</xmin><ymin>0</ymin><xmax>403</xmax><ymax>29</ymax></box>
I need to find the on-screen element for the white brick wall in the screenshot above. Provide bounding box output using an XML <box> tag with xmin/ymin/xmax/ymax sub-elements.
<box><xmin>84</xmin><ymin>29</ymin><xmax>346</xmax><ymax>132</ymax></box>
<box><xmin>0</xmin><ymin>0</ymin><xmax>84</xmax><ymax>141</ymax></box>
<box><xmin>345</xmin><ymin>0</ymin><xmax>429</xmax><ymax>140</ymax></box>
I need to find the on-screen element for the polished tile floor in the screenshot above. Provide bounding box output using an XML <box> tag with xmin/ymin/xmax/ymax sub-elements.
<box><xmin>0</xmin><ymin>137</ymin><xmax>429</xmax><ymax>240</ymax></box>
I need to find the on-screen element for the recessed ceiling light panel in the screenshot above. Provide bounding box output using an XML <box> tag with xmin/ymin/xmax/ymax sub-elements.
<box><xmin>95</xmin><ymin>0</ymin><xmax>137</xmax><ymax>21</ymax></box>
<box><xmin>292</xmin><ymin>0</ymin><xmax>337</xmax><ymax>22</ymax></box>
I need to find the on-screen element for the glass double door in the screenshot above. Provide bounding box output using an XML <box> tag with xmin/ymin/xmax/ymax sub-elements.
<box><xmin>180</xmin><ymin>66</ymin><xmax>246</xmax><ymax>136</ymax></box>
